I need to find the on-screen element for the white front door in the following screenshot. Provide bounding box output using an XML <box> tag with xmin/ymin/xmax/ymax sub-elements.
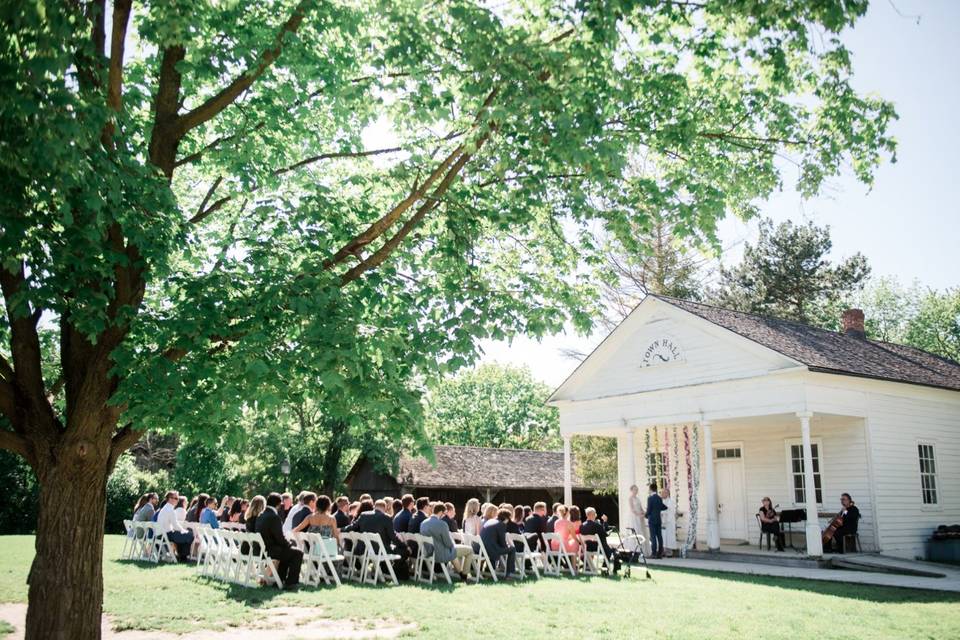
<box><xmin>714</xmin><ymin>445</ymin><xmax>746</xmax><ymax>540</ymax></box>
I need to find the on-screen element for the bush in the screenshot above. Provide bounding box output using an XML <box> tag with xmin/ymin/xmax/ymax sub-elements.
<box><xmin>0</xmin><ymin>451</ymin><xmax>39</xmax><ymax>534</ymax></box>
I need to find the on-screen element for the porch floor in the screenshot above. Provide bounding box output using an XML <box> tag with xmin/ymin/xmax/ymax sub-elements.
<box><xmin>645</xmin><ymin>553</ymin><xmax>960</xmax><ymax>593</ymax></box>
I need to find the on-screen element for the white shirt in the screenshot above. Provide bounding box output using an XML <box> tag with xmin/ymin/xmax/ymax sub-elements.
<box><xmin>283</xmin><ymin>503</ymin><xmax>306</xmax><ymax>537</ymax></box>
<box><xmin>175</xmin><ymin>506</ymin><xmax>187</xmax><ymax>521</ymax></box>
<box><xmin>157</xmin><ymin>503</ymin><xmax>186</xmax><ymax>534</ymax></box>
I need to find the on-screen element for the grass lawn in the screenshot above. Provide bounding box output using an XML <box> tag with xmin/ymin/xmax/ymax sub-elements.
<box><xmin>1</xmin><ymin>535</ymin><xmax>959</xmax><ymax>639</ymax></box>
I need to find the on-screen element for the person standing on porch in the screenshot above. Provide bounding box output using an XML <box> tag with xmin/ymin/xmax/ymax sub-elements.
<box><xmin>661</xmin><ymin>487</ymin><xmax>678</xmax><ymax>556</ymax></box>
<box><xmin>646</xmin><ymin>483</ymin><xmax>667</xmax><ymax>559</ymax></box>
<box><xmin>628</xmin><ymin>485</ymin><xmax>646</xmax><ymax>552</ymax></box>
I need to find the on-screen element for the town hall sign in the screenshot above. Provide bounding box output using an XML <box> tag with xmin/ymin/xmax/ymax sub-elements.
<box><xmin>640</xmin><ymin>337</ymin><xmax>683</xmax><ymax>367</ymax></box>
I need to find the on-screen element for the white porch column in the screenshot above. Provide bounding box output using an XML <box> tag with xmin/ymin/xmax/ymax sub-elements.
<box><xmin>563</xmin><ymin>435</ymin><xmax>573</xmax><ymax>505</ymax></box>
<box><xmin>798</xmin><ymin>411</ymin><xmax>823</xmax><ymax>557</ymax></box>
<box><xmin>702</xmin><ymin>420</ymin><xmax>721</xmax><ymax>551</ymax></box>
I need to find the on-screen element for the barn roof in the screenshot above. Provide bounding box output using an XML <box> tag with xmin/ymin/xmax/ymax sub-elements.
<box><xmin>393</xmin><ymin>445</ymin><xmax>591</xmax><ymax>490</ymax></box>
<box><xmin>655</xmin><ymin>295</ymin><xmax>960</xmax><ymax>392</ymax></box>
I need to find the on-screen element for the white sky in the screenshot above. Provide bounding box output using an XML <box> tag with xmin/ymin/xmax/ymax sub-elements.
<box><xmin>475</xmin><ymin>0</ymin><xmax>960</xmax><ymax>388</ymax></box>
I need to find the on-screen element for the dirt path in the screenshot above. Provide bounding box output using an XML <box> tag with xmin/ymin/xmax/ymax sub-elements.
<box><xmin>0</xmin><ymin>604</ymin><xmax>416</xmax><ymax>639</ymax></box>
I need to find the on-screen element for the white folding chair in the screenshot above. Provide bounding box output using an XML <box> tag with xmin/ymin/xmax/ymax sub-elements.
<box><xmin>543</xmin><ymin>533</ymin><xmax>577</xmax><ymax>576</ymax></box>
<box><xmin>340</xmin><ymin>532</ymin><xmax>362</xmax><ymax>582</ymax></box>
<box><xmin>413</xmin><ymin>533</ymin><xmax>452</xmax><ymax>585</ymax></box>
<box><xmin>149</xmin><ymin>523</ymin><xmax>178</xmax><ymax>564</ymax></box>
<box><xmin>507</xmin><ymin>533</ymin><xmax>542</xmax><ymax>579</ymax></box>
<box><xmin>360</xmin><ymin>532</ymin><xmax>401</xmax><ymax>586</ymax></box>
<box><xmin>246</xmin><ymin>532</ymin><xmax>283</xmax><ymax>589</ymax></box>
<box><xmin>461</xmin><ymin>533</ymin><xmax>498</xmax><ymax>583</ymax></box>
<box><xmin>579</xmin><ymin>534</ymin><xmax>610</xmax><ymax>576</ymax></box>
<box><xmin>121</xmin><ymin>519</ymin><xmax>135</xmax><ymax>559</ymax></box>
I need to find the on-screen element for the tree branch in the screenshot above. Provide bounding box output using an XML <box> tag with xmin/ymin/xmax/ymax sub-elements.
<box><xmin>175</xmin><ymin>0</ymin><xmax>311</xmax><ymax>136</ymax></box>
<box><xmin>0</xmin><ymin>429</ymin><xmax>31</xmax><ymax>461</ymax></box>
<box><xmin>109</xmin><ymin>423</ymin><xmax>144</xmax><ymax>470</ymax></box>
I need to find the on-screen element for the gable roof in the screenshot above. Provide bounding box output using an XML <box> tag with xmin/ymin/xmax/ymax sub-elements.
<box><xmin>392</xmin><ymin>445</ymin><xmax>591</xmax><ymax>490</ymax></box>
<box><xmin>653</xmin><ymin>295</ymin><xmax>960</xmax><ymax>392</ymax></box>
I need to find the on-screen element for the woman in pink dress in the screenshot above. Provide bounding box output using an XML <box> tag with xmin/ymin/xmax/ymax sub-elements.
<box><xmin>550</xmin><ymin>505</ymin><xmax>582</xmax><ymax>553</ymax></box>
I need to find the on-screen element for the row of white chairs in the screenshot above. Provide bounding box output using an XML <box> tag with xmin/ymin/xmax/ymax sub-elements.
<box><xmin>121</xmin><ymin>520</ymin><xmax>179</xmax><ymax>563</ymax></box>
<box><xmin>195</xmin><ymin>526</ymin><xmax>283</xmax><ymax>588</ymax></box>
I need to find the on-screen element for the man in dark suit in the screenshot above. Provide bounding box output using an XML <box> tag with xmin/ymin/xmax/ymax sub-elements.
<box><xmin>407</xmin><ymin>496</ymin><xmax>430</xmax><ymax>534</ymax></box>
<box><xmin>545</xmin><ymin>502</ymin><xmax>562</xmax><ymax>533</ymax></box>
<box><xmin>334</xmin><ymin>496</ymin><xmax>351</xmax><ymax>529</ymax></box>
<box><xmin>479</xmin><ymin>508</ymin><xmax>516</xmax><ymax>579</ymax></box>
<box><xmin>523</xmin><ymin>501</ymin><xmax>548</xmax><ymax>551</ymax></box>
<box><xmin>580</xmin><ymin>507</ymin><xmax>613</xmax><ymax>558</ymax></box>
<box><xmin>291</xmin><ymin>492</ymin><xmax>316</xmax><ymax>530</ymax></box>
<box><xmin>646</xmin><ymin>483</ymin><xmax>668</xmax><ymax>558</ymax></box>
<box><xmin>346</xmin><ymin>499</ymin><xmax>409</xmax><ymax>578</ymax></box>
<box><xmin>441</xmin><ymin>502</ymin><xmax>460</xmax><ymax>532</ymax></box>
<box><xmin>255</xmin><ymin>492</ymin><xmax>303</xmax><ymax>590</ymax></box>
<box><xmin>393</xmin><ymin>494</ymin><xmax>414</xmax><ymax>533</ymax></box>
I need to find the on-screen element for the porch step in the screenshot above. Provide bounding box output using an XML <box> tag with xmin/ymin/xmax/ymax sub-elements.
<box><xmin>827</xmin><ymin>555</ymin><xmax>947</xmax><ymax>578</ymax></box>
<box><xmin>685</xmin><ymin>549</ymin><xmax>820</xmax><ymax>570</ymax></box>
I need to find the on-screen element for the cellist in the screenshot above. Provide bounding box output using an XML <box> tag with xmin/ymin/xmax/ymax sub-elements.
<box><xmin>825</xmin><ymin>493</ymin><xmax>860</xmax><ymax>553</ymax></box>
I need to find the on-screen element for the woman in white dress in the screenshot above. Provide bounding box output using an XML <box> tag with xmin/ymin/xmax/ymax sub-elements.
<box><xmin>462</xmin><ymin>498</ymin><xmax>482</xmax><ymax>536</ymax></box>
<box><xmin>661</xmin><ymin>487</ymin><xmax>678</xmax><ymax>556</ymax></box>
<box><xmin>628</xmin><ymin>485</ymin><xmax>646</xmax><ymax>552</ymax></box>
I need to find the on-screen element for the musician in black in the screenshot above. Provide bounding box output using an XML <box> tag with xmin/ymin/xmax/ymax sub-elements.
<box><xmin>828</xmin><ymin>493</ymin><xmax>860</xmax><ymax>553</ymax></box>
<box><xmin>758</xmin><ymin>497</ymin><xmax>785</xmax><ymax>551</ymax></box>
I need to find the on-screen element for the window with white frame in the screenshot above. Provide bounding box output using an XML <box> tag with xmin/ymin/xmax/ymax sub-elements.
<box><xmin>786</xmin><ymin>440</ymin><xmax>822</xmax><ymax>505</ymax></box>
<box><xmin>646</xmin><ymin>452</ymin><xmax>666</xmax><ymax>490</ymax></box>
<box><xmin>918</xmin><ymin>443</ymin><xmax>939</xmax><ymax>505</ymax></box>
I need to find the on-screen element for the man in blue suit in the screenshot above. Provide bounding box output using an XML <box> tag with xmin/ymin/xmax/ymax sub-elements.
<box><xmin>646</xmin><ymin>483</ymin><xmax>668</xmax><ymax>558</ymax></box>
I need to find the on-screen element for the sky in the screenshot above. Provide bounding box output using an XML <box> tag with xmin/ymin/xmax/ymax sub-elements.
<box><xmin>476</xmin><ymin>0</ymin><xmax>960</xmax><ymax>388</ymax></box>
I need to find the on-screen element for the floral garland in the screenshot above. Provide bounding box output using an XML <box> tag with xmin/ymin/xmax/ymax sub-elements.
<box><xmin>672</xmin><ymin>426</ymin><xmax>680</xmax><ymax>501</ymax></box>
<box><xmin>652</xmin><ymin>426</ymin><xmax>661</xmax><ymax>488</ymax></box>
<box><xmin>684</xmin><ymin>423</ymin><xmax>701</xmax><ymax>552</ymax></box>
<box><xmin>643</xmin><ymin>427</ymin><xmax>651</xmax><ymax>484</ymax></box>
<box><xmin>682</xmin><ymin>425</ymin><xmax>693</xmax><ymax>554</ymax></box>
<box><xmin>662</xmin><ymin>427</ymin><xmax>671</xmax><ymax>492</ymax></box>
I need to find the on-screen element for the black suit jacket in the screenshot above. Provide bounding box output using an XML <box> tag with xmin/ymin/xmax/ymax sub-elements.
<box><xmin>408</xmin><ymin>510</ymin><xmax>427</xmax><ymax>534</ymax></box>
<box><xmin>255</xmin><ymin>507</ymin><xmax>290</xmax><ymax>559</ymax></box>
<box><xmin>523</xmin><ymin>513</ymin><xmax>547</xmax><ymax>550</ymax></box>
<box><xmin>442</xmin><ymin>514</ymin><xmax>459</xmax><ymax>533</ymax></box>
<box><xmin>580</xmin><ymin>519</ymin><xmax>612</xmax><ymax>557</ymax></box>
<box><xmin>479</xmin><ymin>520</ymin><xmax>511</xmax><ymax>558</ymax></box>
<box><xmin>545</xmin><ymin>515</ymin><xmax>558</xmax><ymax>533</ymax></box>
<box><xmin>335</xmin><ymin>509</ymin><xmax>351</xmax><ymax>529</ymax></box>
<box><xmin>347</xmin><ymin>509</ymin><xmax>402</xmax><ymax>552</ymax></box>
<box><xmin>393</xmin><ymin>508</ymin><xmax>412</xmax><ymax>533</ymax></box>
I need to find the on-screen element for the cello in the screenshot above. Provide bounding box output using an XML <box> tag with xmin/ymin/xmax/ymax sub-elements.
<box><xmin>821</xmin><ymin>510</ymin><xmax>844</xmax><ymax>547</ymax></box>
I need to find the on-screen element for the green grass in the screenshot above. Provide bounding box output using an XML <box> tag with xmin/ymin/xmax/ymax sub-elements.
<box><xmin>1</xmin><ymin>535</ymin><xmax>959</xmax><ymax>638</ymax></box>
<box><xmin>0</xmin><ymin>621</ymin><xmax>12</xmax><ymax>639</ymax></box>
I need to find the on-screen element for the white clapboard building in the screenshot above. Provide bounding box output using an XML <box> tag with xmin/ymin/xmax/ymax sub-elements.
<box><xmin>549</xmin><ymin>295</ymin><xmax>960</xmax><ymax>559</ymax></box>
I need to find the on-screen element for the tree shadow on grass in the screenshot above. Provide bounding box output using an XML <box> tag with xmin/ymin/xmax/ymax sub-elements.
<box><xmin>653</xmin><ymin>566</ymin><xmax>960</xmax><ymax>604</ymax></box>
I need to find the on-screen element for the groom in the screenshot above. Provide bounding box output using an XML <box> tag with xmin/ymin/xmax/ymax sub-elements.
<box><xmin>646</xmin><ymin>483</ymin><xmax>668</xmax><ymax>559</ymax></box>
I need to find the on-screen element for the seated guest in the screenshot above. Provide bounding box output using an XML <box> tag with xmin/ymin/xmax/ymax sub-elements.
<box><xmin>199</xmin><ymin>497</ymin><xmax>220</xmax><ymax>529</ymax></box>
<box><xmin>185</xmin><ymin>493</ymin><xmax>208</xmax><ymax>523</ymax></box>
<box><xmin>758</xmin><ymin>497</ymin><xmax>785</xmax><ymax>551</ymax></box>
<box><xmin>442</xmin><ymin>502</ymin><xmax>459</xmax><ymax>532</ymax></box>
<box><xmin>255</xmin><ymin>492</ymin><xmax>302</xmax><ymax>590</ymax></box>
<box><xmin>235</xmin><ymin>499</ymin><xmax>249</xmax><ymax>524</ymax></box>
<box><xmin>133</xmin><ymin>493</ymin><xmax>158</xmax><ymax>522</ymax></box>
<box><xmin>281</xmin><ymin>491</ymin><xmax>306</xmax><ymax>536</ymax></box>
<box><xmin>383</xmin><ymin>497</ymin><xmax>395</xmax><ymax>517</ymax></box>
<box><xmin>157</xmin><ymin>491</ymin><xmax>193</xmax><ymax>562</ymax></box>
<box><xmin>479</xmin><ymin>509</ymin><xmax>516</xmax><ymax>579</ymax></box>
<box><xmin>546</xmin><ymin>502</ymin><xmax>562</xmax><ymax>532</ymax></box>
<box><xmin>218</xmin><ymin>496</ymin><xmax>233</xmax><ymax>522</ymax></box>
<box><xmin>408</xmin><ymin>497</ymin><xmax>430</xmax><ymax>533</ymax></box>
<box><xmin>346</xmin><ymin>499</ymin><xmax>409</xmax><ymax>579</ymax></box>
<box><xmin>359</xmin><ymin>493</ymin><xmax>372</xmax><ymax>503</ymax></box>
<box><xmin>462</xmin><ymin>498</ymin><xmax>481</xmax><ymax>536</ymax></box>
<box><xmin>523</xmin><ymin>505</ymin><xmax>532</xmax><ymax>522</ymax></box>
<box><xmin>480</xmin><ymin>503</ymin><xmax>498</xmax><ymax>526</ymax></box>
<box><xmin>229</xmin><ymin>498</ymin><xmax>247</xmax><ymax>523</ymax></box>
<box><xmin>550</xmin><ymin>505</ymin><xmax>581</xmax><ymax>554</ymax></box>
<box><xmin>422</xmin><ymin>502</ymin><xmax>473</xmax><ymax>577</ymax></box>
<box><xmin>829</xmin><ymin>493</ymin><xmax>861</xmax><ymax>553</ymax></box>
<box><xmin>393</xmin><ymin>494</ymin><xmax>414</xmax><ymax>533</ymax></box>
<box><xmin>348</xmin><ymin>501</ymin><xmax>361</xmax><ymax>521</ymax></box>
<box><xmin>334</xmin><ymin>496</ymin><xmax>351</xmax><ymax>529</ymax></box>
<box><xmin>510</xmin><ymin>505</ymin><xmax>525</xmax><ymax>534</ymax></box>
<box><xmin>390</xmin><ymin>498</ymin><xmax>403</xmax><ymax>522</ymax></box>
<box><xmin>293</xmin><ymin>495</ymin><xmax>340</xmax><ymax>543</ymax></box>
<box><xmin>241</xmin><ymin>495</ymin><xmax>265</xmax><ymax>555</ymax></box>
<box><xmin>175</xmin><ymin>496</ymin><xmax>188</xmax><ymax>521</ymax></box>
<box><xmin>278</xmin><ymin>492</ymin><xmax>293</xmax><ymax>522</ymax></box>
<box><xmin>291</xmin><ymin>492</ymin><xmax>316</xmax><ymax>530</ymax></box>
<box><xmin>580</xmin><ymin>507</ymin><xmax>614</xmax><ymax>559</ymax></box>
<box><xmin>523</xmin><ymin>502</ymin><xmax>548</xmax><ymax>551</ymax></box>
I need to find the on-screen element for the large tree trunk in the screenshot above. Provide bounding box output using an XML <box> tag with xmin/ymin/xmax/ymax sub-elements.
<box><xmin>25</xmin><ymin>431</ymin><xmax>112</xmax><ymax>640</ymax></box>
<box><xmin>320</xmin><ymin>418</ymin><xmax>349</xmax><ymax>495</ymax></box>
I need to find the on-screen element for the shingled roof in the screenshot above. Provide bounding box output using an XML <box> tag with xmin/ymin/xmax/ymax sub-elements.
<box><xmin>653</xmin><ymin>295</ymin><xmax>960</xmax><ymax>392</ymax></box>
<box><xmin>394</xmin><ymin>445</ymin><xmax>591</xmax><ymax>490</ymax></box>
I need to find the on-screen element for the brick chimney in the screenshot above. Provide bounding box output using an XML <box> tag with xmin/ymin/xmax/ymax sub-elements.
<box><xmin>841</xmin><ymin>308</ymin><xmax>865</xmax><ymax>339</ymax></box>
